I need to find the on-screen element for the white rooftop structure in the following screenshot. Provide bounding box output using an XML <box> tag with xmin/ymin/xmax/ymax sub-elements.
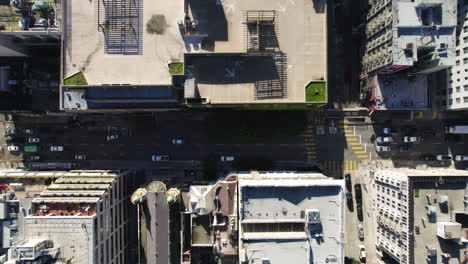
<box><xmin>237</xmin><ymin>172</ymin><xmax>345</xmax><ymax>264</ymax></box>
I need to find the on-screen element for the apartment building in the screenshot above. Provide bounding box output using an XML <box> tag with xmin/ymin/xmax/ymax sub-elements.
<box><xmin>361</xmin><ymin>0</ymin><xmax>456</xmax><ymax>77</ymax></box>
<box><xmin>445</xmin><ymin>0</ymin><xmax>468</xmax><ymax>110</ymax></box>
<box><xmin>0</xmin><ymin>170</ymin><xmax>134</xmax><ymax>264</ymax></box>
<box><xmin>371</xmin><ymin>169</ymin><xmax>468</xmax><ymax>264</ymax></box>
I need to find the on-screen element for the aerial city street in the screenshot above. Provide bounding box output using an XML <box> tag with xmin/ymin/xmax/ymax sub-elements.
<box><xmin>0</xmin><ymin>0</ymin><xmax>467</xmax><ymax>264</ymax></box>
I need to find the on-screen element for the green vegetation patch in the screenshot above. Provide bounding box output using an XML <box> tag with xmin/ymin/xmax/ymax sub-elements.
<box><xmin>414</xmin><ymin>189</ymin><xmax>420</xmax><ymax>197</ymax></box>
<box><xmin>205</xmin><ymin>110</ymin><xmax>307</xmax><ymax>143</ymax></box>
<box><xmin>235</xmin><ymin>104</ymin><xmax>320</xmax><ymax>111</ymax></box>
<box><xmin>305</xmin><ymin>81</ymin><xmax>327</xmax><ymax>102</ymax></box>
<box><xmin>168</xmin><ymin>62</ymin><xmax>184</xmax><ymax>75</ymax></box>
<box><xmin>64</xmin><ymin>72</ymin><xmax>88</xmax><ymax>86</ymax></box>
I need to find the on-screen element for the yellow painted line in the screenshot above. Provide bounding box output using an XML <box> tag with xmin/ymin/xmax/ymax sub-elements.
<box><xmin>357</xmin><ymin>155</ymin><xmax>369</xmax><ymax>158</ymax></box>
<box><xmin>349</xmin><ymin>142</ymin><xmax>360</xmax><ymax>145</ymax></box>
<box><xmin>308</xmin><ymin>156</ymin><xmax>317</xmax><ymax>159</ymax></box>
<box><xmin>432</xmin><ymin>111</ymin><xmax>438</xmax><ymax>118</ymax></box>
<box><xmin>337</xmin><ymin>120</ymin><xmax>345</xmax><ymax>123</ymax></box>
<box><xmin>347</xmin><ymin>138</ymin><xmax>358</xmax><ymax>141</ymax></box>
<box><xmin>345</xmin><ymin>134</ymin><xmax>356</xmax><ymax>137</ymax></box>
<box><xmin>305</xmin><ymin>142</ymin><xmax>316</xmax><ymax>145</ymax></box>
<box><xmin>305</xmin><ymin>138</ymin><xmax>315</xmax><ymax>141</ymax></box>
<box><xmin>352</xmin><ymin>147</ymin><xmax>363</xmax><ymax>150</ymax></box>
<box><xmin>418</xmin><ymin>111</ymin><xmax>423</xmax><ymax>119</ymax></box>
<box><xmin>354</xmin><ymin>151</ymin><xmax>366</xmax><ymax>154</ymax></box>
<box><xmin>344</xmin><ymin>130</ymin><xmax>353</xmax><ymax>132</ymax></box>
<box><xmin>307</xmin><ymin>152</ymin><xmax>317</xmax><ymax>154</ymax></box>
<box><xmin>303</xmin><ymin>135</ymin><xmax>314</xmax><ymax>137</ymax></box>
<box><xmin>338</xmin><ymin>125</ymin><xmax>350</xmax><ymax>128</ymax></box>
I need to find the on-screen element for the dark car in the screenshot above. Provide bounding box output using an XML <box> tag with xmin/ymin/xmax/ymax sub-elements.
<box><xmin>421</xmin><ymin>154</ymin><xmax>436</xmax><ymax>161</ymax></box>
<box><xmin>354</xmin><ymin>184</ymin><xmax>362</xmax><ymax>204</ymax></box>
<box><xmin>356</xmin><ymin>204</ymin><xmax>364</xmax><ymax>221</ymax></box>
<box><xmin>345</xmin><ymin>173</ymin><xmax>352</xmax><ymax>192</ymax></box>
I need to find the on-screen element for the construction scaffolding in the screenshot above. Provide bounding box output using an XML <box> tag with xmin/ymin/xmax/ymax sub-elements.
<box><xmin>244</xmin><ymin>11</ymin><xmax>278</xmax><ymax>54</ymax></box>
<box><xmin>96</xmin><ymin>0</ymin><xmax>143</xmax><ymax>55</ymax></box>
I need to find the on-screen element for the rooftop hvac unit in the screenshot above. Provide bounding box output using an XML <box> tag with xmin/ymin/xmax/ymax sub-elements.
<box><xmin>306</xmin><ymin>209</ymin><xmax>320</xmax><ymax>224</ymax></box>
<box><xmin>262</xmin><ymin>259</ymin><xmax>271</xmax><ymax>264</ymax></box>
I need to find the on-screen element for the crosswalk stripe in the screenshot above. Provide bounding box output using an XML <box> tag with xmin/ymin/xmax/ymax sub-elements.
<box><xmin>304</xmin><ymin>135</ymin><xmax>314</xmax><ymax>137</ymax></box>
<box><xmin>347</xmin><ymin>138</ymin><xmax>358</xmax><ymax>141</ymax></box>
<box><xmin>357</xmin><ymin>155</ymin><xmax>368</xmax><ymax>158</ymax></box>
<box><xmin>344</xmin><ymin>130</ymin><xmax>353</xmax><ymax>133</ymax></box>
<box><xmin>345</xmin><ymin>134</ymin><xmax>357</xmax><ymax>137</ymax></box>
<box><xmin>354</xmin><ymin>151</ymin><xmax>366</xmax><ymax>154</ymax></box>
<box><xmin>305</xmin><ymin>143</ymin><xmax>316</xmax><ymax>145</ymax></box>
<box><xmin>337</xmin><ymin>120</ymin><xmax>345</xmax><ymax>123</ymax></box>
<box><xmin>307</xmin><ymin>152</ymin><xmax>317</xmax><ymax>154</ymax></box>
<box><xmin>349</xmin><ymin>142</ymin><xmax>360</xmax><ymax>145</ymax></box>
<box><xmin>352</xmin><ymin>147</ymin><xmax>363</xmax><ymax>150</ymax></box>
<box><xmin>309</xmin><ymin>156</ymin><xmax>317</xmax><ymax>159</ymax></box>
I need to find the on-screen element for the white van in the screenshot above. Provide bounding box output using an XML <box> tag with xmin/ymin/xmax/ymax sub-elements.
<box><xmin>454</xmin><ymin>155</ymin><xmax>468</xmax><ymax>161</ymax></box>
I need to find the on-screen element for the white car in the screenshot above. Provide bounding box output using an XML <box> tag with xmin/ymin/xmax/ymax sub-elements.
<box><xmin>404</xmin><ymin>136</ymin><xmax>421</xmax><ymax>143</ymax></box>
<box><xmin>152</xmin><ymin>155</ymin><xmax>169</xmax><ymax>161</ymax></box>
<box><xmin>437</xmin><ymin>154</ymin><xmax>452</xmax><ymax>161</ymax></box>
<box><xmin>23</xmin><ymin>129</ymin><xmax>33</xmax><ymax>134</ymax></box>
<box><xmin>359</xmin><ymin>245</ymin><xmax>366</xmax><ymax>261</ymax></box>
<box><xmin>383</xmin><ymin>127</ymin><xmax>395</xmax><ymax>134</ymax></box>
<box><xmin>28</xmin><ymin>137</ymin><xmax>40</xmax><ymax>143</ymax></box>
<box><xmin>172</xmin><ymin>138</ymin><xmax>184</xmax><ymax>144</ymax></box>
<box><xmin>5</xmin><ymin>128</ymin><xmax>15</xmax><ymax>135</ymax></box>
<box><xmin>50</xmin><ymin>146</ymin><xmax>64</xmax><ymax>152</ymax></box>
<box><xmin>376</xmin><ymin>136</ymin><xmax>394</xmax><ymax>143</ymax></box>
<box><xmin>7</xmin><ymin>145</ymin><xmax>19</xmax><ymax>151</ymax></box>
<box><xmin>376</xmin><ymin>145</ymin><xmax>391</xmax><ymax>152</ymax></box>
<box><xmin>220</xmin><ymin>156</ymin><xmax>235</xmax><ymax>161</ymax></box>
<box><xmin>107</xmin><ymin>134</ymin><xmax>119</xmax><ymax>141</ymax></box>
<box><xmin>75</xmin><ymin>154</ymin><xmax>86</xmax><ymax>160</ymax></box>
<box><xmin>455</xmin><ymin>155</ymin><xmax>468</xmax><ymax>161</ymax></box>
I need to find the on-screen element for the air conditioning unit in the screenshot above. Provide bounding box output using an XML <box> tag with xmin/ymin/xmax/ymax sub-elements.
<box><xmin>306</xmin><ymin>209</ymin><xmax>320</xmax><ymax>224</ymax></box>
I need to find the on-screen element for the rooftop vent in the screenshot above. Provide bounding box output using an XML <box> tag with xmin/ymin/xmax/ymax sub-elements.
<box><xmin>306</xmin><ymin>209</ymin><xmax>320</xmax><ymax>224</ymax></box>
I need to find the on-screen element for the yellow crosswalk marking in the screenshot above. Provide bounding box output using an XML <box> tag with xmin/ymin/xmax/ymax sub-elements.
<box><xmin>354</xmin><ymin>151</ymin><xmax>366</xmax><ymax>154</ymax></box>
<box><xmin>357</xmin><ymin>155</ymin><xmax>368</xmax><ymax>158</ymax></box>
<box><xmin>307</xmin><ymin>152</ymin><xmax>317</xmax><ymax>154</ymax></box>
<box><xmin>352</xmin><ymin>147</ymin><xmax>363</xmax><ymax>150</ymax></box>
<box><xmin>347</xmin><ymin>138</ymin><xmax>358</xmax><ymax>141</ymax></box>
<box><xmin>305</xmin><ymin>143</ymin><xmax>316</xmax><ymax>146</ymax></box>
<box><xmin>309</xmin><ymin>156</ymin><xmax>317</xmax><ymax>159</ymax></box>
<box><xmin>418</xmin><ymin>111</ymin><xmax>423</xmax><ymax>119</ymax></box>
<box><xmin>349</xmin><ymin>142</ymin><xmax>360</xmax><ymax>145</ymax></box>
<box><xmin>344</xmin><ymin>130</ymin><xmax>353</xmax><ymax>133</ymax></box>
<box><xmin>337</xmin><ymin>120</ymin><xmax>345</xmax><ymax>123</ymax></box>
<box><xmin>432</xmin><ymin>111</ymin><xmax>438</xmax><ymax>119</ymax></box>
<box><xmin>304</xmin><ymin>134</ymin><xmax>314</xmax><ymax>137</ymax></box>
<box><xmin>345</xmin><ymin>134</ymin><xmax>356</xmax><ymax>137</ymax></box>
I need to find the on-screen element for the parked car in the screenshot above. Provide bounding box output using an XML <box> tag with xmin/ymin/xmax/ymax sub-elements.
<box><xmin>23</xmin><ymin>129</ymin><xmax>33</xmax><ymax>134</ymax></box>
<box><xmin>356</xmin><ymin>204</ymin><xmax>364</xmax><ymax>221</ymax></box>
<box><xmin>422</xmin><ymin>129</ymin><xmax>436</xmax><ymax>137</ymax></box>
<box><xmin>421</xmin><ymin>154</ymin><xmax>436</xmax><ymax>161</ymax></box>
<box><xmin>455</xmin><ymin>155</ymin><xmax>468</xmax><ymax>161</ymax></box>
<box><xmin>172</xmin><ymin>137</ymin><xmax>184</xmax><ymax>144</ymax></box>
<box><xmin>7</xmin><ymin>145</ymin><xmax>19</xmax><ymax>151</ymax></box>
<box><xmin>107</xmin><ymin>134</ymin><xmax>119</xmax><ymax>141</ymax></box>
<box><xmin>404</xmin><ymin>136</ymin><xmax>421</xmax><ymax>143</ymax></box>
<box><xmin>436</xmin><ymin>154</ymin><xmax>452</xmax><ymax>161</ymax></box>
<box><xmin>383</xmin><ymin>127</ymin><xmax>395</xmax><ymax>134</ymax></box>
<box><xmin>358</xmin><ymin>224</ymin><xmax>364</xmax><ymax>241</ymax></box>
<box><xmin>50</xmin><ymin>146</ymin><xmax>64</xmax><ymax>152</ymax></box>
<box><xmin>152</xmin><ymin>155</ymin><xmax>170</xmax><ymax>161</ymax></box>
<box><xmin>345</xmin><ymin>173</ymin><xmax>352</xmax><ymax>192</ymax></box>
<box><xmin>29</xmin><ymin>155</ymin><xmax>40</xmax><ymax>161</ymax></box>
<box><xmin>376</xmin><ymin>145</ymin><xmax>391</xmax><ymax>152</ymax></box>
<box><xmin>28</xmin><ymin>137</ymin><xmax>40</xmax><ymax>143</ymax></box>
<box><xmin>376</xmin><ymin>136</ymin><xmax>394</xmax><ymax>143</ymax></box>
<box><xmin>220</xmin><ymin>156</ymin><xmax>235</xmax><ymax>162</ymax></box>
<box><xmin>354</xmin><ymin>184</ymin><xmax>362</xmax><ymax>204</ymax></box>
<box><xmin>75</xmin><ymin>154</ymin><xmax>86</xmax><ymax>160</ymax></box>
<box><xmin>5</xmin><ymin>128</ymin><xmax>15</xmax><ymax>135</ymax></box>
<box><xmin>359</xmin><ymin>245</ymin><xmax>366</xmax><ymax>261</ymax></box>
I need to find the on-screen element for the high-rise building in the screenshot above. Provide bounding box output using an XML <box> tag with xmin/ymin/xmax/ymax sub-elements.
<box><xmin>0</xmin><ymin>170</ymin><xmax>134</xmax><ymax>264</ymax></box>
<box><xmin>370</xmin><ymin>168</ymin><xmax>468</xmax><ymax>264</ymax></box>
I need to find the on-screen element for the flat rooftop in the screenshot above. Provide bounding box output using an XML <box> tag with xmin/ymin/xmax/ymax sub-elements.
<box><xmin>63</xmin><ymin>0</ymin><xmax>185</xmax><ymax>85</ymax></box>
<box><xmin>373</xmin><ymin>74</ymin><xmax>429</xmax><ymax>110</ymax></box>
<box><xmin>239</xmin><ymin>178</ymin><xmax>344</xmax><ymax>264</ymax></box>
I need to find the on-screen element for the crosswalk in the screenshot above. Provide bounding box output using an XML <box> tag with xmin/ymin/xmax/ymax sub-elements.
<box><xmin>339</xmin><ymin>122</ymin><xmax>369</xmax><ymax>159</ymax></box>
<box><xmin>320</xmin><ymin>160</ymin><xmax>359</xmax><ymax>174</ymax></box>
<box><xmin>304</xmin><ymin>124</ymin><xmax>317</xmax><ymax>160</ymax></box>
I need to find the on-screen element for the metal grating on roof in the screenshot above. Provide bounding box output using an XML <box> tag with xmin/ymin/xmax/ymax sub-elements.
<box><xmin>32</xmin><ymin>197</ymin><xmax>100</xmax><ymax>203</ymax></box>
<box><xmin>47</xmin><ymin>183</ymin><xmax>111</xmax><ymax>190</ymax></box>
<box><xmin>41</xmin><ymin>190</ymin><xmax>106</xmax><ymax>197</ymax></box>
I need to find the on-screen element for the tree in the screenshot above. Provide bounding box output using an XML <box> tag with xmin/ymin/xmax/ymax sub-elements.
<box><xmin>146</xmin><ymin>14</ymin><xmax>168</xmax><ymax>35</ymax></box>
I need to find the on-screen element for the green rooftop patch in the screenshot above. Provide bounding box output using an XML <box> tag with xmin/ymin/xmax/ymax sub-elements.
<box><xmin>168</xmin><ymin>62</ymin><xmax>184</xmax><ymax>75</ymax></box>
<box><xmin>64</xmin><ymin>72</ymin><xmax>88</xmax><ymax>86</ymax></box>
<box><xmin>305</xmin><ymin>81</ymin><xmax>327</xmax><ymax>102</ymax></box>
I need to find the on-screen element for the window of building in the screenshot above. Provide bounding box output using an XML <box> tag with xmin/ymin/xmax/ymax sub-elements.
<box><xmin>449</xmin><ymin>88</ymin><xmax>453</xmax><ymax>94</ymax></box>
<box><xmin>463</xmin><ymin>58</ymin><xmax>468</xmax><ymax>64</ymax></box>
<box><xmin>449</xmin><ymin>99</ymin><xmax>453</xmax><ymax>105</ymax></box>
<box><xmin>456</xmin><ymin>98</ymin><xmax>461</xmax><ymax>103</ymax></box>
<box><xmin>464</xmin><ymin>96</ymin><xmax>468</xmax><ymax>103</ymax></box>
<box><xmin>464</xmin><ymin>26</ymin><xmax>468</xmax><ymax>32</ymax></box>
<box><xmin>464</xmin><ymin>47</ymin><xmax>468</xmax><ymax>53</ymax></box>
<box><xmin>456</xmin><ymin>50</ymin><xmax>460</xmax><ymax>56</ymax></box>
<box><xmin>464</xmin><ymin>36</ymin><xmax>468</xmax><ymax>43</ymax></box>
<box><xmin>465</xmin><ymin>85</ymin><xmax>468</xmax><ymax>91</ymax></box>
<box><xmin>456</xmin><ymin>86</ymin><xmax>461</xmax><ymax>92</ymax></box>
<box><xmin>456</xmin><ymin>60</ymin><xmax>460</xmax><ymax>66</ymax></box>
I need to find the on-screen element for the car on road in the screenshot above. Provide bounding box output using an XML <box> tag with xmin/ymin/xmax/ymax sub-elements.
<box><xmin>152</xmin><ymin>155</ymin><xmax>170</xmax><ymax>161</ymax></box>
<box><xmin>421</xmin><ymin>154</ymin><xmax>436</xmax><ymax>161</ymax></box>
<box><xmin>359</xmin><ymin>245</ymin><xmax>366</xmax><ymax>261</ymax></box>
<box><xmin>107</xmin><ymin>134</ymin><xmax>119</xmax><ymax>141</ymax></box>
<box><xmin>28</xmin><ymin>137</ymin><xmax>40</xmax><ymax>143</ymax></box>
<box><xmin>50</xmin><ymin>146</ymin><xmax>64</xmax><ymax>152</ymax></box>
<box><xmin>356</xmin><ymin>204</ymin><xmax>364</xmax><ymax>222</ymax></box>
<box><xmin>75</xmin><ymin>154</ymin><xmax>86</xmax><ymax>160</ymax></box>
<box><xmin>375</xmin><ymin>145</ymin><xmax>391</xmax><ymax>152</ymax></box>
<box><xmin>358</xmin><ymin>224</ymin><xmax>364</xmax><ymax>241</ymax></box>
<box><xmin>404</xmin><ymin>136</ymin><xmax>421</xmax><ymax>143</ymax></box>
<box><xmin>455</xmin><ymin>155</ymin><xmax>468</xmax><ymax>161</ymax></box>
<box><xmin>220</xmin><ymin>156</ymin><xmax>235</xmax><ymax>162</ymax></box>
<box><xmin>29</xmin><ymin>155</ymin><xmax>40</xmax><ymax>161</ymax></box>
<box><xmin>7</xmin><ymin>145</ymin><xmax>19</xmax><ymax>152</ymax></box>
<box><xmin>354</xmin><ymin>184</ymin><xmax>362</xmax><ymax>204</ymax></box>
<box><xmin>23</xmin><ymin>129</ymin><xmax>33</xmax><ymax>134</ymax></box>
<box><xmin>345</xmin><ymin>173</ymin><xmax>352</xmax><ymax>191</ymax></box>
<box><xmin>172</xmin><ymin>137</ymin><xmax>184</xmax><ymax>144</ymax></box>
<box><xmin>436</xmin><ymin>154</ymin><xmax>452</xmax><ymax>161</ymax></box>
<box><xmin>422</xmin><ymin>129</ymin><xmax>436</xmax><ymax>137</ymax></box>
<box><xmin>5</xmin><ymin>128</ymin><xmax>15</xmax><ymax>135</ymax></box>
<box><xmin>376</xmin><ymin>136</ymin><xmax>394</xmax><ymax>143</ymax></box>
<box><xmin>383</xmin><ymin>127</ymin><xmax>395</xmax><ymax>134</ymax></box>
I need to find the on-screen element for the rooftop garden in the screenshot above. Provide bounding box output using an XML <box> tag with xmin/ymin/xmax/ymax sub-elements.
<box><xmin>305</xmin><ymin>81</ymin><xmax>327</xmax><ymax>103</ymax></box>
<box><xmin>63</xmin><ymin>72</ymin><xmax>88</xmax><ymax>86</ymax></box>
<box><xmin>168</xmin><ymin>62</ymin><xmax>184</xmax><ymax>75</ymax></box>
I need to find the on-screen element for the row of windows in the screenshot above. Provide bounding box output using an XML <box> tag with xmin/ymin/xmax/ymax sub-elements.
<box><xmin>448</xmin><ymin>97</ymin><xmax>468</xmax><ymax>105</ymax></box>
<box><xmin>450</xmin><ymin>76</ymin><xmax>468</xmax><ymax>83</ymax></box>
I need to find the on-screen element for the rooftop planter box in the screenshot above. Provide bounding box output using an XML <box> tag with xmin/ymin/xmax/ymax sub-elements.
<box><xmin>168</xmin><ymin>62</ymin><xmax>184</xmax><ymax>75</ymax></box>
<box><xmin>64</xmin><ymin>71</ymin><xmax>88</xmax><ymax>86</ymax></box>
<box><xmin>305</xmin><ymin>81</ymin><xmax>327</xmax><ymax>103</ymax></box>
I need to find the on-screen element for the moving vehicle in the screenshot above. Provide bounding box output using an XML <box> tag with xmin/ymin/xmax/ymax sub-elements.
<box><xmin>383</xmin><ymin>127</ymin><xmax>395</xmax><ymax>134</ymax></box>
<box><xmin>455</xmin><ymin>155</ymin><xmax>468</xmax><ymax>161</ymax></box>
<box><xmin>28</xmin><ymin>137</ymin><xmax>40</xmax><ymax>143</ymax></box>
<box><xmin>404</xmin><ymin>136</ymin><xmax>421</xmax><ymax>143</ymax></box>
<box><xmin>152</xmin><ymin>155</ymin><xmax>170</xmax><ymax>161</ymax></box>
<box><xmin>445</xmin><ymin>125</ymin><xmax>468</xmax><ymax>134</ymax></box>
<box><xmin>437</xmin><ymin>154</ymin><xmax>452</xmax><ymax>161</ymax></box>
<box><xmin>5</xmin><ymin>128</ymin><xmax>15</xmax><ymax>135</ymax></box>
<box><xmin>172</xmin><ymin>138</ymin><xmax>184</xmax><ymax>144</ymax></box>
<box><xmin>50</xmin><ymin>146</ymin><xmax>64</xmax><ymax>152</ymax></box>
<box><xmin>24</xmin><ymin>145</ymin><xmax>38</xmax><ymax>153</ymax></box>
<box><xmin>107</xmin><ymin>134</ymin><xmax>119</xmax><ymax>141</ymax></box>
<box><xmin>23</xmin><ymin>129</ymin><xmax>33</xmax><ymax>134</ymax></box>
<box><xmin>75</xmin><ymin>154</ymin><xmax>86</xmax><ymax>160</ymax></box>
<box><xmin>358</xmin><ymin>224</ymin><xmax>364</xmax><ymax>241</ymax></box>
<box><xmin>354</xmin><ymin>184</ymin><xmax>362</xmax><ymax>204</ymax></box>
<box><xmin>345</xmin><ymin>173</ymin><xmax>352</xmax><ymax>192</ymax></box>
<box><xmin>359</xmin><ymin>245</ymin><xmax>366</xmax><ymax>261</ymax></box>
<box><xmin>220</xmin><ymin>156</ymin><xmax>235</xmax><ymax>162</ymax></box>
<box><xmin>29</xmin><ymin>155</ymin><xmax>40</xmax><ymax>161</ymax></box>
<box><xmin>376</xmin><ymin>136</ymin><xmax>394</xmax><ymax>143</ymax></box>
<box><xmin>7</xmin><ymin>145</ymin><xmax>19</xmax><ymax>151</ymax></box>
<box><xmin>376</xmin><ymin>145</ymin><xmax>390</xmax><ymax>152</ymax></box>
<box><xmin>356</xmin><ymin>204</ymin><xmax>364</xmax><ymax>222</ymax></box>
